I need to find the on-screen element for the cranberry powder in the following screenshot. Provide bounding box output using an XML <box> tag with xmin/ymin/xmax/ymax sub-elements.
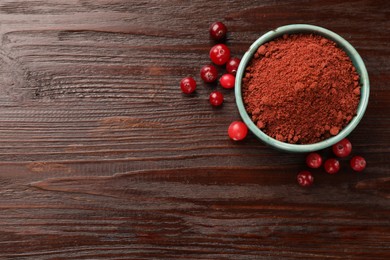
<box><xmin>242</xmin><ymin>34</ymin><xmax>361</xmax><ymax>144</ymax></box>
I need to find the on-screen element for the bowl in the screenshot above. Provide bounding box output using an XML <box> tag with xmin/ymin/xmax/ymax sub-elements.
<box><xmin>235</xmin><ymin>24</ymin><xmax>369</xmax><ymax>153</ymax></box>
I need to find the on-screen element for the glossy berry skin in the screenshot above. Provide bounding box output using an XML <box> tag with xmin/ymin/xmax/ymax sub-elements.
<box><xmin>180</xmin><ymin>77</ymin><xmax>196</xmax><ymax>94</ymax></box>
<box><xmin>332</xmin><ymin>138</ymin><xmax>352</xmax><ymax>158</ymax></box>
<box><xmin>209</xmin><ymin>91</ymin><xmax>224</xmax><ymax>107</ymax></box>
<box><xmin>219</xmin><ymin>74</ymin><xmax>235</xmax><ymax>89</ymax></box>
<box><xmin>226</xmin><ymin>57</ymin><xmax>241</xmax><ymax>75</ymax></box>
<box><xmin>306</xmin><ymin>152</ymin><xmax>322</xmax><ymax>169</ymax></box>
<box><xmin>297</xmin><ymin>171</ymin><xmax>314</xmax><ymax>187</ymax></box>
<box><xmin>324</xmin><ymin>158</ymin><xmax>340</xmax><ymax>174</ymax></box>
<box><xmin>200</xmin><ymin>64</ymin><xmax>218</xmax><ymax>83</ymax></box>
<box><xmin>350</xmin><ymin>156</ymin><xmax>366</xmax><ymax>172</ymax></box>
<box><xmin>209</xmin><ymin>21</ymin><xmax>227</xmax><ymax>41</ymax></box>
<box><xmin>228</xmin><ymin>121</ymin><xmax>248</xmax><ymax>141</ymax></box>
<box><xmin>210</xmin><ymin>44</ymin><xmax>231</xmax><ymax>65</ymax></box>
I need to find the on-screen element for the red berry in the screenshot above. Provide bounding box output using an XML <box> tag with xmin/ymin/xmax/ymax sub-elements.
<box><xmin>306</xmin><ymin>152</ymin><xmax>322</xmax><ymax>168</ymax></box>
<box><xmin>220</xmin><ymin>74</ymin><xmax>235</xmax><ymax>89</ymax></box>
<box><xmin>209</xmin><ymin>21</ymin><xmax>227</xmax><ymax>41</ymax></box>
<box><xmin>209</xmin><ymin>91</ymin><xmax>224</xmax><ymax>106</ymax></box>
<box><xmin>350</xmin><ymin>156</ymin><xmax>366</xmax><ymax>172</ymax></box>
<box><xmin>332</xmin><ymin>138</ymin><xmax>352</xmax><ymax>157</ymax></box>
<box><xmin>180</xmin><ymin>77</ymin><xmax>196</xmax><ymax>94</ymax></box>
<box><xmin>210</xmin><ymin>44</ymin><xmax>231</xmax><ymax>65</ymax></box>
<box><xmin>297</xmin><ymin>171</ymin><xmax>314</xmax><ymax>187</ymax></box>
<box><xmin>324</xmin><ymin>158</ymin><xmax>340</xmax><ymax>174</ymax></box>
<box><xmin>200</xmin><ymin>64</ymin><xmax>218</xmax><ymax>83</ymax></box>
<box><xmin>228</xmin><ymin>121</ymin><xmax>248</xmax><ymax>141</ymax></box>
<box><xmin>226</xmin><ymin>57</ymin><xmax>241</xmax><ymax>75</ymax></box>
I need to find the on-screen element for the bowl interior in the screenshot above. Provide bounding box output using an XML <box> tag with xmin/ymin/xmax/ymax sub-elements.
<box><xmin>235</xmin><ymin>24</ymin><xmax>370</xmax><ymax>153</ymax></box>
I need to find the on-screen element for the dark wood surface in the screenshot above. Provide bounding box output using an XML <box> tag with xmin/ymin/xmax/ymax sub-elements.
<box><xmin>0</xmin><ymin>0</ymin><xmax>389</xmax><ymax>259</ymax></box>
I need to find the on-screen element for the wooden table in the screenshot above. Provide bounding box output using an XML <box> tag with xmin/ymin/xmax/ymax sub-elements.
<box><xmin>0</xmin><ymin>1</ymin><xmax>389</xmax><ymax>259</ymax></box>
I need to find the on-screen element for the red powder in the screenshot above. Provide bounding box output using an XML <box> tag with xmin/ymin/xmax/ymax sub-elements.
<box><xmin>242</xmin><ymin>34</ymin><xmax>360</xmax><ymax>144</ymax></box>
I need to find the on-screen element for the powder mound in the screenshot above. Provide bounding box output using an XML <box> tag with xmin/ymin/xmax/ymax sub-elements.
<box><xmin>242</xmin><ymin>34</ymin><xmax>360</xmax><ymax>144</ymax></box>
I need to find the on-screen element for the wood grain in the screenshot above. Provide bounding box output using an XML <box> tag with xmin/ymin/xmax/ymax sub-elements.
<box><xmin>0</xmin><ymin>0</ymin><xmax>389</xmax><ymax>259</ymax></box>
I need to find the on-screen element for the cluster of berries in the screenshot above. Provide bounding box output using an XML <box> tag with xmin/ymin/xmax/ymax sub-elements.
<box><xmin>297</xmin><ymin>138</ymin><xmax>367</xmax><ymax>187</ymax></box>
<box><xmin>179</xmin><ymin>22</ymin><xmax>248</xmax><ymax>141</ymax></box>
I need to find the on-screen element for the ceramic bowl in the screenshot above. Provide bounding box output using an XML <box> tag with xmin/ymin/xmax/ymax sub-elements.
<box><xmin>235</xmin><ymin>24</ymin><xmax>369</xmax><ymax>152</ymax></box>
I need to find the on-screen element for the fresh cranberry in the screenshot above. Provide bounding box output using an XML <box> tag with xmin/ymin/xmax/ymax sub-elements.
<box><xmin>220</xmin><ymin>74</ymin><xmax>235</xmax><ymax>89</ymax></box>
<box><xmin>350</xmin><ymin>156</ymin><xmax>366</xmax><ymax>172</ymax></box>
<box><xmin>306</xmin><ymin>152</ymin><xmax>322</xmax><ymax>168</ymax></box>
<box><xmin>210</xmin><ymin>44</ymin><xmax>231</xmax><ymax>65</ymax></box>
<box><xmin>324</xmin><ymin>158</ymin><xmax>340</xmax><ymax>174</ymax></box>
<box><xmin>297</xmin><ymin>171</ymin><xmax>314</xmax><ymax>187</ymax></box>
<box><xmin>209</xmin><ymin>21</ymin><xmax>227</xmax><ymax>41</ymax></box>
<box><xmin>200</xmin><ymin>64</ymin><xmax>218</xmax><ymax>83</ymax></box>
<box><xmin>226</xmin><ymin>57</ymin><xmax>241</xmax><ymax>75</ymax></box>
<box><xmin>228</xmin><ymin>121</ymin><xmax>248</xmax><ymax>141</ymax></box>
<box><xmin>180</xmin><ymin>77</ymin><xmax>196</xmax><ymax>94</ymax></box>
<box><xmin>332</xmin><ymin>138</ymin><xmax>352</xmax><ymax>157</ymax></box>
<box><xmin>209</xmin><ymin>91</ymin><xmax>224</xmax><ymax>106</ymax></box>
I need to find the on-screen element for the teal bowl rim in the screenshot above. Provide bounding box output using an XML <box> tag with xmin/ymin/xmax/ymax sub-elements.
<box><xmin>235</xmin><ymin>24</ymin><xmax>370</xmax><ymax>153</ymax></box>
